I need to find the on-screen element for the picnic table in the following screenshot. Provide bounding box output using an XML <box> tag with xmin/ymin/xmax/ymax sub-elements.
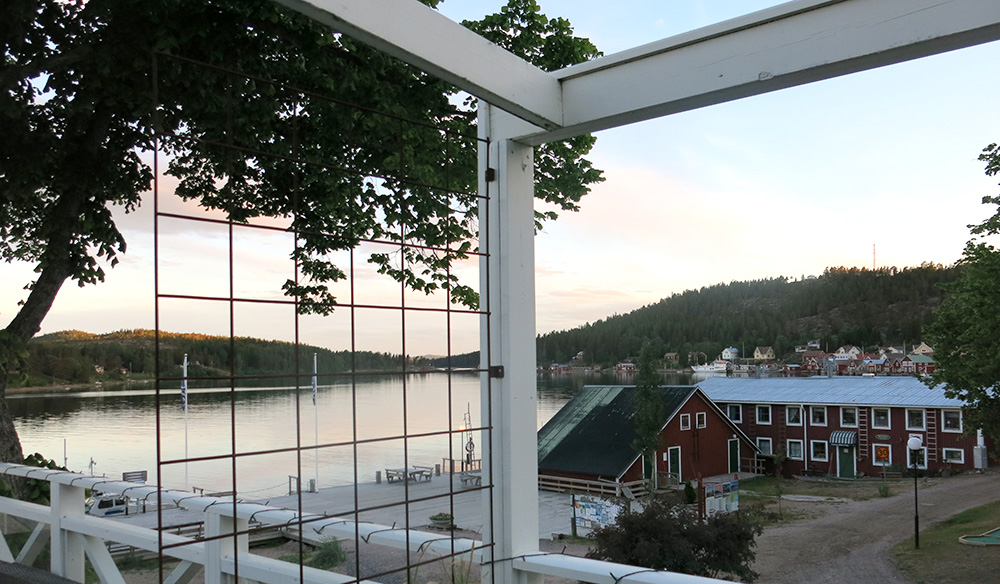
<box><xmin>460</xmin><ymin>471</ymin><xmax>482</xmax><ymax>488</ymax></box>
<box><xmin>385</xmin><ymin>466</ymin><xmax>433</xmax><ymax>483</ymax></box>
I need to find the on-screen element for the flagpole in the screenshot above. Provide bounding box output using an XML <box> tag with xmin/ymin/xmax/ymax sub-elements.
<box><xmin>182</xmin><ymin>353</ymin><xmax>189</xmax><ymax>489</ymax></box>
<box><xmin>313</xmin><ymin>352</ymin><xmax>318</xmax><ymax>491</ymax></box>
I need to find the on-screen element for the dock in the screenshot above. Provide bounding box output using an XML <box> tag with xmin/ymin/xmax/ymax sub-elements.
<box><xmin>109</xmin><ymin>474</ymin><xmax>577</xmax><ymax>541</ymax></box>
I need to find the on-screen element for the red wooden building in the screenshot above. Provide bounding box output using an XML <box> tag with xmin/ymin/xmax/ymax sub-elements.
<box><xmin>699</xmin><ymin>377</ymin><xmax>992</xmax><ymax>478</ymax></box>
<box><xmin>537</xmin><ymin>385</ymin><xmax>757</xmax><ymax>495</ymax></box>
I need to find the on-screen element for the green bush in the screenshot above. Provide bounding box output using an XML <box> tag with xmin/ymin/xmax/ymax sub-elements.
<box><xmin>683</xmin><ymin>481</ymin><xmax>697</xmax><ymax>504</ymax></box>
<box><xmin>280</xmin><ymin>537</ymin><xmax>347</xmax><ymax>570</ymax></box>
<box><xmin>587</xmin><ymin>494</ymin><xmax>764</xmax><ymax>582</ymax></box>
<box><xmin>0</xmin><ymin>452</ymin><xmax>67</xmax><ymax>505</ymax></box>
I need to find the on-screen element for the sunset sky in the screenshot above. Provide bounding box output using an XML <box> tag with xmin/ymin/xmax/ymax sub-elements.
<box><xmin>3</xmin><ymin>1</ymin><xmax>1000</xmax><ymax>356</ymax></box>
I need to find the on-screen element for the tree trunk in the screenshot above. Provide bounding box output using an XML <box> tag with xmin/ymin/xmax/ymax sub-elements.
<box><xmin>1</xmin><ymin>257</ymin><xmax>73</xmax><ymax>467</ymax></box>
<box><xmin>0</xmin><ymin>376</ymin><xmax>24</xmax><ymax>466</ymax></box>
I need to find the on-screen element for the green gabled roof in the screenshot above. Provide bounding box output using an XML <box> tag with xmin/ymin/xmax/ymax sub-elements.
<box><xmin>537</xmin><ymin>385</ymin><xmax>696</xmax><ymax>480</ymax></box>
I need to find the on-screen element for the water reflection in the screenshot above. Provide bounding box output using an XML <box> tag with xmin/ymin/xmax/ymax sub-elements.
<box><xmin>11</xmin><ymin>371</ymin><xmax>690</xmax><ymax>498</ymax></box>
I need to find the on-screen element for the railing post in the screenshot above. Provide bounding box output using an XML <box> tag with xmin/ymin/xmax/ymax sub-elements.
<box><xmin>50</xmin><ymin>480</ymin><xmax>86</xmax><ymax>582</ymax></box>
<box><xmin>479</xmin><ymin>103</ymin><xmax>542</xmax><ymax>584</ymax></box>
<box><xmin>205</xmin><ymin>506</ymin><xmax>249</xmax><ymax>584</ymax></box>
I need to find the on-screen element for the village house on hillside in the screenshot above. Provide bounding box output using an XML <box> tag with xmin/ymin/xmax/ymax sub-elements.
<box><xmin>698</xmin><ymin>376</ymin><xmax>991</xmax><ymax>478</ymax></box>
<box><xmin>754</xmin><ymin>346</ymin><xmax>775</xmax><ymax>360</ymax></box>
<box><xmin>537</xmin><ymin>386</ymin><xmax>757</xmax><ymax>496</ymax></box>
<box><xmin>833</xmin><ymin>345</ymin><xmax>863</xmax><ymax>360</ymax></box>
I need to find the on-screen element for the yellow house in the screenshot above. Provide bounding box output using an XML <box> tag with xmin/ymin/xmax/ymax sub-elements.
<box><xmin>754</xmin><ymin>346</ymin><xmax>775</xmax><ymax>360</ymax></box>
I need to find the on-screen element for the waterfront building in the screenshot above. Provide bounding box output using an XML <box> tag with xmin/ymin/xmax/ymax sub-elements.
<box><xmin>698</xmin><ymin>376</ymin><xmax>992</xmax><ymax>477</ymax></box>
<box><xmin>537</xmin><ymin>385</ymin><xmax>757</xmax><ymax>495</ymax></box>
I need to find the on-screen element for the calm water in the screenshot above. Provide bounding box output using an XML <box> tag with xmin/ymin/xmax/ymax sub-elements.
<box><xmin>10</xmin><ymin>370</ymin><xmax>693</xmax><ymax>498</ymax></box>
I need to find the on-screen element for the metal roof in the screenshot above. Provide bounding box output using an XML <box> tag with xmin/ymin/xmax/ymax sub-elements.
<box><xmin>697</xmin><ymin>376</ymin><xmax>963</xmax><ymax>407</ymax></box>
<box><xmin>537</xmin><ymin>386</ymin><xmax>696</xmax><ymax>479</ymax></box>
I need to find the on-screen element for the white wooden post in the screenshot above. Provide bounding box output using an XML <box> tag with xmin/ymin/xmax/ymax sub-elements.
<box><xmin>205</xmin><ymin>507</ymin><xmax>249</xmax><ymax>584</ymax></box>
<box><xmin>50</xmin><ymin>481</ymin><xmax>85</xmax><ymax>581</ymax></box>
<box><xmin>479</xmin><ymin>102</ymin><xmax>542</xmax><ymax>584</ymax></box>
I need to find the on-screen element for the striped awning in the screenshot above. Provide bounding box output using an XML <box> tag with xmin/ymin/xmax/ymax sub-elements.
<box><xmin>829</xmin><ymin>430</ymin><xmax>857</xmax><ymax>447</ymax></box>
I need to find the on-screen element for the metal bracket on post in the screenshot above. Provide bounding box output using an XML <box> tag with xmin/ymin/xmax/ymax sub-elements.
<box><xmin>489</xmin><ymin>365</ymin><xmax>505</xmax><ymax>379</ymax></box>
<box><xmin>484</xmin><ymin>167</ymin><xmax>496</xmax><ymax>182</ymax></box>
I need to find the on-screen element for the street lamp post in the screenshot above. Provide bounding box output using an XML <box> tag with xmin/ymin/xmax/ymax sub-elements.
<box><xmin>907</xmin><ymin>435</ymin><xmax>923</xmax><ymax>549</ymax></box>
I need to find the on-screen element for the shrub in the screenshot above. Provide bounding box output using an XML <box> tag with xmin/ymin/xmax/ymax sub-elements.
<box><xmin>309</xmin><ymin>537</ymin><xmax>347</xmax><ymax>570</ymax></box>
<box><xmin>683</xmin><ymin>481</ymin><xmax>697</xmax><ymax>504</ymax></box>
<box><xmin>587</xmin><ymin>494</ymin><xmax>764</xmax><ymax>582</ymax></box>
<box><xmin>279</xmin><ymin>537</ymin><xmax>347</xmax><ymax>570</ymax></box>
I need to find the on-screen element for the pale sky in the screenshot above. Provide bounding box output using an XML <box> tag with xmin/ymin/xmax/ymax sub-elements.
<box><xmin>3</xmin><ymin>1</ymin><xmax>1000</xmax><ymax>356</ymax></box>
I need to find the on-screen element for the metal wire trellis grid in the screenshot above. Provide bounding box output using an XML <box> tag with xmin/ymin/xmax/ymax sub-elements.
<box><xmin>151</xmin><ymin>51</ymin><xmax>495</xmax><ymax>584</ymax></box>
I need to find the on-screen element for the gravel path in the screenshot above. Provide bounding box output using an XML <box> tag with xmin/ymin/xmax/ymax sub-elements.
<box><xmin>752</xmin><ymin>471</ymin><xmax>1000</xmax><ymax>584</ymax></box>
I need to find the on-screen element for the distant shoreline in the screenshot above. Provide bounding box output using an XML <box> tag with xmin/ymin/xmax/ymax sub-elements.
<box><xmin>7</xmin><ymin>379</ymin><xmax>155</xmax><ymax>396</ymax></box>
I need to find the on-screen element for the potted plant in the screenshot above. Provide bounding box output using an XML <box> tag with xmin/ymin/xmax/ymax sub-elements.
<box><xmin>429</xmin><ymin>512</ymin><xmax>453</xmax><ymax>528</ymax></box>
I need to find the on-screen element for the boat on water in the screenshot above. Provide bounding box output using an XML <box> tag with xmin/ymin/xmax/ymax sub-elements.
<box><xmin>86</xmin><ymin>493</ymin><xmax>129</xmax><ymax>517</ymax></box>
<box><xmin>690</xmin><ymin>360</ymin><xmax>729</xmax><ymax>373</ymax></box>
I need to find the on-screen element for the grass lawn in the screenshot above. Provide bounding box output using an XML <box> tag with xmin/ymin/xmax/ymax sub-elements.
<box><xmin>740</xmin><ymin>475</ymin><xmax>901</xmax><ymax>501</ymax></box>
<box><xmin>738</xmin><ymin>475</ymin><xmax>904</xmax><ymax>524</ymax></box>
<box><xmin>892</xmin><ymin>500</ymin><xmax>1000</xmax><ymax>584</ymax></box>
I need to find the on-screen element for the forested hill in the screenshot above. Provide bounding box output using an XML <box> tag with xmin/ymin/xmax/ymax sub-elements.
<box><xmin>15</xmin><ymin>330</ymin><xmax>422</xmax><ymax>388</ymax></box>
<box><xmin>536</xmin><ymin>264</ymin><xmax>961</xmax><ymax>367</ymax></box>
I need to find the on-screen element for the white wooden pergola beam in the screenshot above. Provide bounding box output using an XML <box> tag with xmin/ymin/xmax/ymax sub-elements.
<box><xmin>271</xmin><ymin>0</ymin><xmax>563</xmax><ymax>130</ymax></box>
<box><xmin>276</xmin><ymin>0</ymin><xmax>1000</xmax><ymax>145</ymax></box>
<box><xmin>530</xmin><ymin>0</ymin><xmax>1000</xmax><ymax>143</ymax></box>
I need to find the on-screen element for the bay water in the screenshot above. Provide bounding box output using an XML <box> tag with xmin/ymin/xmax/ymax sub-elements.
<box><xmin>9</xmin><ymin>370</ymin><xmax>692</xmax><ymax>498</ymax></box>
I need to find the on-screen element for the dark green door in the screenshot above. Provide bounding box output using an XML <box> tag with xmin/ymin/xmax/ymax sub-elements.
<box><xmin>838</xmin><ymin>446</ymin><xmax>855</xmax><ymax>478</ymax></box>
<box><xmin>728</xmin><ymin>439</ymin><xmax>740</xmax><ymax>473</ymax></box>
<box><xmin>668</xmin><ymin>446</ymin><xmax>681</xmax><ymax>485</ymax></box>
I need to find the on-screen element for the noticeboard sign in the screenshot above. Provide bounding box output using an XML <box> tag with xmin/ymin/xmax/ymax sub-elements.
<box><xmin>573</xmin><ymin>495</ymin><xmax>622</xmax><ymax>533</ymax></box>
<box><xmin>704</xmin><ymin>480</ymin><xmax>739</xmax><ymax>515</ymax></box>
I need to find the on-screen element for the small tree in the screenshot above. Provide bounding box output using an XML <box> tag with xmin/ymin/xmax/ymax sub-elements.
<box><xmin>587</xmin><ymin>494</ymin><xmax>764</xmax><ymax>582</ymax></box>
<box><xmin>630</xmin><ymin>341</ymin><xmax>663</xmax><ymax>487</ymax></box>
<box><xmin>924</xmin><ymin>142</ymin><xmax>1000</xmax><ymax>441</ymax></box>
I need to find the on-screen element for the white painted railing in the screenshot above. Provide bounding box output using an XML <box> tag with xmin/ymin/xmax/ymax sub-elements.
<box><xmin>0</xmin><ymin>462</ymin><xmax>725</xmax><ymax>583</ymax></box>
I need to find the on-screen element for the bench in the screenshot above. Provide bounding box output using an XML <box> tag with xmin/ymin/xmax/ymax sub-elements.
<box><xmin>460</xmin><ymin>471</ymin><xmax>482</xmax><ymax>488</ymax></box>
<box><xmin>385</xmin><ymin>467</ymin><xmax>433</xmax><ymax>483</ymax></box>
<box><xmin>880</xmin><ymin>470</ymin><xmax>903</xmax><ymax>480</ymax></box>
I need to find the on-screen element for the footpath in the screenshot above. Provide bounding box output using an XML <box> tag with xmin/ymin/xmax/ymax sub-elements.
<box><xmin>752</xmin><ymin>470</ymin><xmax>1000</xmax><ymax>584</ymax></box>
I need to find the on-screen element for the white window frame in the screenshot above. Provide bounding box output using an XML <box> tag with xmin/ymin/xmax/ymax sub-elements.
<box><xmin>696</xmin><ymin>412</ymin><xmax>707</xmax><ymax>429</ymax></box>
<box><xmin>810</xmin><ymin>406</ymin><xmax>827</xmax><ymax>426</ymax></box>
<box><xmin>680</xmin><ymin>413</ymin><xmax>691</xmax><ymax>431</ymax></box>
<box><xmin>942</xmin><ymin>409</ymin><xmax>963</xmax><ymax>433</ymax></box>
<box><xmin>757</xmin><ymin>437</ymin><xmax>773</xmax><ymax>455</ymax></box>
<box><xmin>756</xmin><ymin>405</ymin><xmax>772</xmax><ymax>425</ymax></box>
<box><xmin>872</xmin><ymin>443</ymin><xmax>892</xmax><ymax>466</ymax></box>
<box><xmin>786</xmin><ymin>406</ymin><xmax>802</xmax><ymax>426</ymax></box>
<box><xmin>787</xmin><ymin>439</ymin><xmax>804</xmax><ymax>460</ymax></box>
<box><xmin>872</xmin><ymin>407</ymin><xmax>891</xmax><ymax>430</ymax></box>
<box><xmin>810</xmin><ymin>440</ymin><xmax>829</xmax><ymax>461</ymax></box>
<box><xmin>727</xmin><ymin>404</ymin><xmax>742</xmax><ymax>423</ymax></box>
<box><xmin>907</xmin><ymin>445</ymin><xmax>927</xmax><ymax>470</ymax></box>
<box><xmin>906</xmin><ymin>408</ymin><xmax>926</xmax><ymax>431</ymax></box>
<box><xmin>942</xmin><ymin>448</ymin><xmax>965</xmax><ymax>464</ymax></box>
<box><xmin>840</xmin><ymin>406</ymin><xmax>858</xmax><ymax>428</ymax></box>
